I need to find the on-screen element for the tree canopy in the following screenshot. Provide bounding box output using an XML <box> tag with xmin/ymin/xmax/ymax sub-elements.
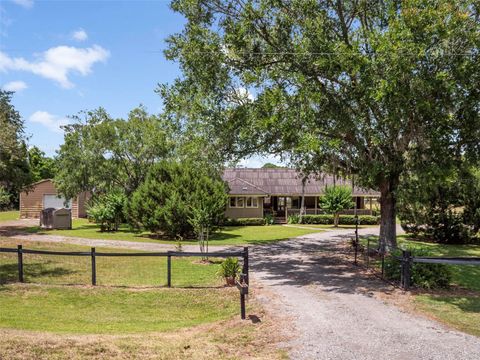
<box><xmin>55</xmin><ymin>106</ymin><xmax>175</xmax><ymax>199</ymax></box>
<box><xmin>0</xmin><ymin>90</ymin><xmax>31</xmax><ymax>208</ymax></box>
<box><xmin>162</xmin><ymin>0</ymin><xmax>480</xmax><ymax>249</ymax></box>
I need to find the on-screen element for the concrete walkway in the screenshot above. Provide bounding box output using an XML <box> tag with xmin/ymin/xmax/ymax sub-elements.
<box><xmin>251</xmin><ymin>227</ymin><xmax>480</xmax><ymax>360</ymax></box>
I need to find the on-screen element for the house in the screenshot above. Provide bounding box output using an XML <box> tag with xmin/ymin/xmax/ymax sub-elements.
<box><xmin>20</xmin><ymin>179</ymin><xmax>89</xmax><ymax>219</ymax></box>
<box><xmin>222</xmin><ymin>168</ymin><xmax>380</xmax><ymax>221</ymax></box>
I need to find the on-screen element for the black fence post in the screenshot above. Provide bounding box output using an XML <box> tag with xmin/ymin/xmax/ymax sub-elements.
<box><xmin>17</xmin><ymin>245</ymin><xmax>24</xmax><ymax>283</ymax></box>
<box><xmin>167</xmin><ymin>252</ymin><xmax>172</xmax><ymax>287</ymax></box>
<box><xmin>401</xmin><ymin>250</ymin><xmax>411</xmax><ymax>290</ymax></box>
<box><xmin>239</xmin><ymin>274</ymin><xmax>246</xmax><ymax>320</ymax></box>
<box><xmin>91</xmin><ymin>247</ymin><xmax>96</xmax><ymax>286</ymax></box>
<box><xmin>381</xmin><ymin>252</ymin><xmax>385</xmax><ymax>278</ymax></box>
<box><xmin>366</xmin><ymin>238</ymin><xmax>370</xmax><ymax>267</ymax></box>
<box><xmin>242</xmin><ymin>247</ymin><xmax>249</xmax><ymax>286</ymax></box>
<box><xmin>354</xmin><ymin>216</ymin><xmax>359</xmax><ymax>266</ymax></box>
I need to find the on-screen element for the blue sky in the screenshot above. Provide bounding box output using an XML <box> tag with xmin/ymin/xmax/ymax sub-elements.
<box><xmin>0</xmin><ymin>0</ymin><xmax>281</xmax><ymax>167</ymax></box>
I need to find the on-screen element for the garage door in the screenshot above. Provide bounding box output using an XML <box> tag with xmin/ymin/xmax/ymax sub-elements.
<box><xmin>43</xmin><ymin>195</ymin><xmax>72</xmax><ymax>209</ymax></box>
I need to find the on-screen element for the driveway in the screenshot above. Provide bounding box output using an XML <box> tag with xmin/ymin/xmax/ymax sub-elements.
<box><xmin>251</xmin><ymin>227</ymin><xmax>480</xmax><ymax>360</ymax></box>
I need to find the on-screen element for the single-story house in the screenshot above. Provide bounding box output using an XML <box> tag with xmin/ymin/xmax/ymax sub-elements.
<box><xmin>20</xmin><ymin>179</ymin><xmax>89</xmax><ymax>219</ymax></box>
<box><xmin>222</xmin><ymin>168</ymin><xmax>380</xmax><ymax>221</ymax></box>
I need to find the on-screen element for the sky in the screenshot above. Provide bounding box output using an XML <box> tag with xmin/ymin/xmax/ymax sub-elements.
<box><xmin>0</xmin><ymin>0</ymin><xmax>282</xmax><ymax>167</ymax></box>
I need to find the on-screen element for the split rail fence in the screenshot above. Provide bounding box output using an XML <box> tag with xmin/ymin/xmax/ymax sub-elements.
<box><xmin>350</xmin><ymin>220</ymin><xmax>480</xmax><ymax>290</ymax></box>
<box><xmin>0</xmin><ymin>245</ymin><xmax>250</xmax><ymax>319</ymax></box>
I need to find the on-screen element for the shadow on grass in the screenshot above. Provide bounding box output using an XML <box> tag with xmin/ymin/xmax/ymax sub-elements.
<box><xmin>423</xmin><ymin>295</ymin><xmax>480</xmax><ymax>313</ymax></box>
<box><xmin>0</xmin><ymin>262</ymin><xmax>77</xmax><ymax>285</ymax></box>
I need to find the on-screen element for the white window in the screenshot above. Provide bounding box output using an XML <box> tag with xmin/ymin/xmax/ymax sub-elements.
<box><xmin>245</xmin><ymin>196</ymin><xmax>258</xmax><ymax>208</ymax></box>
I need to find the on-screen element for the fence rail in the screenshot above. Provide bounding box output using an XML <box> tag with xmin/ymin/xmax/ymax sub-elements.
<box><xmin>0</xmin><ymin>245</ymin><xmax>250</xmax><ymax>318</ymax></box>
<box><xmin>351</xmin><ymin>228</ymin><xmax>480</xmax><ymax>290</ymax></box>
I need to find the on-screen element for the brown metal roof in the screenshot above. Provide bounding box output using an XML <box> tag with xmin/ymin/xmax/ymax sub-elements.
<box><xmin>222</xmin><ymin>168</ymin><xmax>379</xmax><ymax>196</ymax></box>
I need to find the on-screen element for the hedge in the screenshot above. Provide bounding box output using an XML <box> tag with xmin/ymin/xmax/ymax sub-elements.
<box><xmin>223</xmin><ymin>217</ymin><xmax>266</xmax><ymax>226</ymax></box>
<box><xmin>299</xmin><ymin>214</ymin><xmax>380</xmax><ymax>225</ymax></box>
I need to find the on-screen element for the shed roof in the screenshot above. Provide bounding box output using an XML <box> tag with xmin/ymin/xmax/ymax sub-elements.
<box><xmin>222</xmin><ymin>168</ymin><xmax>379</xmax><ymax>196</ymax></box>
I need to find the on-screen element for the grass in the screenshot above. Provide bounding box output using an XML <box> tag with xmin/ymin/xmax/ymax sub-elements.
<box><xmin>0</xmin><ymin>238</ymin><xmax>224</xmax><ymax>287</ymax></box>
<box><xmin>286</xmin><ymin>224</ymin><xmax>377</xmax><ymax>230</ymax></box>
<box><xmin>0</xmin><ymin>239</ymin><xmax>285</xmax><ymax>359</ymax></box>
<box><xmin>0</xmin><ymin>311</ymin><xmax>285</xmax><ymax>359</ymax></box>
<box><xmin>360</xmin><ymin>234</ymin><xmax>480</xmax><ymax>337</ymax></box>
<box><xmin>21</xmin><ymin>219</ymin><xmax>323</xmax><ymax>245</ymax></box>
<box><xmin>0</xmin><ymin>211</ymin><xmax>19</xmax><ymax>222</ymax></box>
<box><xmin>414</xmin><ymin>295</ymin><xmax>480</xmax><ymax>337</ymax></box>
<box><xmin>0</xmin><ymin>285</ymin><xmax>239</xmax><ymax>334</ymax></box>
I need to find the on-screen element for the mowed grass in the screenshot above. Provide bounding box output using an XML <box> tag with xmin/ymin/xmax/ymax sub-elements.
<box><xmin>22</xmin><ymin>219</ymin><xmax>322</xmax><ymax>245</ymax></box>
<box><xmin>0</xmin><ymin>211</ymin><xmax>19</xmax><ymax>222</ymax></box>
<box><xmin>0</xmin><ymin>239</ymin><xmax>240</xmax><ymax>335</ymax></box>
<box><xmin>361</xmin><ymin>235</ymin><xmax>480</xmax><ymax>337</ymax></box>
<box><xmin>287</xmin><ymin>224</ymin><xmax>377</xmax><ymax>230</ymax></box>
<box><xmin>0</xmin><ymin>285</ymin><xmax>239</xmax><ymax>334</ymax></box>
<box><xmin>414</xmin><ymin>295</ymin><xmax>480</xmax><ymax>337</ymax></box>
<box><xmin>0</xmin><ymin>238</ymin><xmax>223</xmax><ymax>287</ymax></box>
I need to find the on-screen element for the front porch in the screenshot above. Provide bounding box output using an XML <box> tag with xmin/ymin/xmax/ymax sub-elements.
<box><xmin>263</xmin><ymin>195</ymin><xmax>379</xmax><ymax>222</ymax></box>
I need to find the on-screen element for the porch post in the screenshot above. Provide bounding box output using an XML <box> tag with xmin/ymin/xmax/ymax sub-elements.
<box><xmin>284</xmin><ymin>197</ymin><xmax>288</xmax><ymax>220</ymax></box>
<box><xmin>315</xmin><ymin>196</ymin><xmax>318</xmax><ymax>215</ymax></box>
<box><xmin>354</xmin><ymin>196</ymin><xmax>357</xmax><ymax>216</ymax></box>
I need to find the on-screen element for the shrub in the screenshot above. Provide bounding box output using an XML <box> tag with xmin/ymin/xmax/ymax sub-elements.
<box><xmin>300</xmin><ymin>214</ymin><xmax>380</xmax><ymax>225</ymax></box>
<box><xmin>87</xmin><ymin>192</ymin><xmax>126</xmax><ymax>232</ymax></box>
<box><xmin>384</xmin><ymin>249</ymin><xmax>452</xmax><ymax>289</ymax></box>
<box><xmin>264</xmin><ymin>213</ymin><xmax>274</xmax><ymax>225</ymax></box>
<box><xmin>223</xmin><ymin>217</ymin><xmax>265</xmax><ymax>226</ymax></box>
<box><xmin>287</xmin><ymin>214</ymin><xmax>300</xmax><ymax>224</ymax></box>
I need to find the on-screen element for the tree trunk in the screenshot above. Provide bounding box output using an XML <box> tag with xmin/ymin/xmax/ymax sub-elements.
<box><xmin>379</xmin><ymin>179</ymin><xmax>398</xmax><ymax>252</ymax></box>
<box><xmin>334</xmin><ymin>213</ymin><xmax>339</xmax><ymax>227</ymax></box>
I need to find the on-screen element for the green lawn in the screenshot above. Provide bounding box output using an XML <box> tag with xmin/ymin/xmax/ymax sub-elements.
<box><xmin>361</xmin><ymin>235</ymin><xmax>480</xmax><ymax>337</ymax></box>
<box><xmin>0</xmin><ymin>239</ymin><xmax>238</xmax><ymax>333</ymax></box>
<box><xmin>22</xmin><ymin>219</ymin><xmax>322</xmax><ymax>245</ymax></box>
<box><xmin>414</xmin><ymin>295</ymin><xmax>480</xmax><ymax>337</ymax></box>
<box><xmin>0</xmin><ymin>238</ymin><xmax>224</xmax><ymax>287</ymax></box>
<box><xmin>288</xmin><ymin>224</ymin><xmax>377</xmax><ymax>230</ymax></box>
<box><xmin>0</xmin><ymin>211</ymin><xmax>19</xmax><ymax>222</ymax></box>
<box><xmin>0</xmin><ymin>285</ymin><xmax>238</xmax><ymax>334</ymax></box>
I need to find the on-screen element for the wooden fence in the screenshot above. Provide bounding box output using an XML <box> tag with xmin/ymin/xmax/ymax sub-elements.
<box><xmin>0</xmin><ymin>245</ymin><xmax>250</xmax><ymax>319</ymax></box>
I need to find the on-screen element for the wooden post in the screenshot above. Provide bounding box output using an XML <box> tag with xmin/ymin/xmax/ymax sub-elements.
<box><xmin>315</xmin><ymin>196</ymin><xmax>318</xmax><ymax>215</ymax></box>
<box><xmin>17</xmin><ymin>245</ymin><xmax>24</xmax><ymax>283</ymax></box>
<box><xmin>381</xmin><ymin>252</ymin><xmax>385</xmax><ymax>278</ymax></box>
<box><xmin>354</xmin><ymin>216</ymin><xmax>359</xmax><ymax>265</ymax></box>
<box><xmin>242</xmin><ymin>247</ymin><xmax>249</xmax><ymax>286</ymax></box>
<box><xmin>91</xmin><ymin>247</ymin><xmax>96</xmax><ymax>286</ymax></box>
<box><xmin>167</xmin><ymin>252</ymin><xmax>172</xmax><ymax>287</ymax></box>
<box><xmin>239</xmin><ymin>274</ymin><xmax>247</xmax><ymax>320</ymax></box>
<box><xmin>401</xmin><ymin>250</ymin><xmax>412</xmax><ymax>290</ymax></box>
<box><xmin>366</xmin><ymin>238</ymin><xmax>370</xmax><ymax>267</ymax></box>
<box><xmin>240</xmin><ymin>291</ymin><xmax>246</xmax><ymax>320</ymax></box>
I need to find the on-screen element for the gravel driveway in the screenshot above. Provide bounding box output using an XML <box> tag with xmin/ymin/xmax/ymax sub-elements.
<box><xmin>251</xmin><ymin>227</ymin><xmax>480</xmax><ymax>360</ymax></box>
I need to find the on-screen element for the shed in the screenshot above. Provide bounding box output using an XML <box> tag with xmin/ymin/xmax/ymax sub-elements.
<box><xmin>19</xmin><ymin>179</ymin><xmax>89</xmax><ymax>219</ymax></box>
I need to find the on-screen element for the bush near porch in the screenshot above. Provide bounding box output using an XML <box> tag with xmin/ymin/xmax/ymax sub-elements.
<box><xmin>300</xmin><ymin>214</ymin><xmax>380</xmax><ymax>225</ymax></box>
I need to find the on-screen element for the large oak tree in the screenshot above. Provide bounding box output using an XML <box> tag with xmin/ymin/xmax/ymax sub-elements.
<box><xmin>162</xmin><ymin>0</ymin><xmax>480</xmax><ymax>249</ymax></box>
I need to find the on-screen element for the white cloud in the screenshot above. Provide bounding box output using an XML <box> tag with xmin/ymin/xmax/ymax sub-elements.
<box><xmin>0</xmin><ymin>45</ymin><xmax>110</xmax><ymax>88</ymax></box>
<box><xmin>29</xmin><ymin>111</ymin><xmax>69</xmax><ymax>133</ymax></box>
<box><xmin>11</xmin><ymin>0</ymin><xmax>34</xmax><ymax>9</ymax></box>
<box><xmin>2</xmin><ymin>80</ymin><xmax>28</xmax><ymax>92</ymax></box>
<box><xmin>72</xmin><ymin>29</ymin><xmax>88</xmax><ymax>42</ymax></box>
